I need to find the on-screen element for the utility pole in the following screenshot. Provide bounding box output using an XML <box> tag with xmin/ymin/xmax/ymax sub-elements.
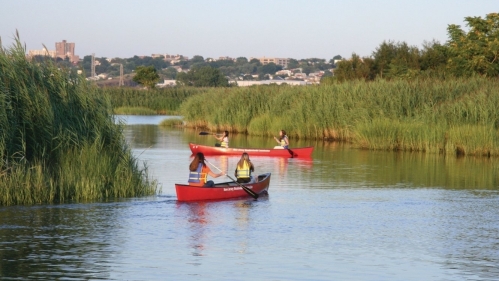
<box><xmin>91</xmin><ymin>53</ymin><xmax>95</xmax><ymax>78</ymax></box>
<box><xmin>119</xmin><ymin>64</ymin><xmax>124</xmax><ymax>86</ymax></box>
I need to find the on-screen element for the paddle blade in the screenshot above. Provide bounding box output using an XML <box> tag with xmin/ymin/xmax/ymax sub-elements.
<box><xmin>199</xmin><ymin>132</ymin><xmax>211</xmax><ymax>135</ymax></box>
<box><xmin>242</xmin><ymin>185</ymin><xmax>259</xmax><ymax>199</ymax></box>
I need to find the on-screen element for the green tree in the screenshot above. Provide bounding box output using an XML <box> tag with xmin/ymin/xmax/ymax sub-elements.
<box><xmin>176</xmin><ymin>66</ymin><xmax>229</xmax><ymax>87</ymax></box>
<box><xmin>257</xmin><ymin>62</ymin><xmax>282</xmax><ymax>75</ymax></box>
<box><xmin>334</xmin><ymin>53</ymin><xmax>373</xmax><ymax>82</ymax></box>
<box><xmin>235</xmin><ymin>57</ymin><xmax>248</xmax><ymax>65</ymax></box>
<box><xmin>162</xmin><ymin>67</ymin><xmax>178</xmax><ymax>79</ymax></box>
<box><xmin>240</xmin><ymin>63</ymin><xmax>257</xmax><ymax>74</ymax></box>
<box><xmin>287</xmin><ymin>58</ymin><xmax>299</xmax><ymax>69</ymax></box>
<box><xmin>249</xmin><ymin>58</ymin><xmax>262</xmax><ymax>66</ymax></box>
<box><xmin>372</xmin><ymin>41</ymin><xmax>422</xmax><ymax>79</ymax></box>
<box><xmin>446</xmin><ymin>12</ymin><xmax>499</xmax><ymax>77</ymax></box>
<box><xmin>95</xmin><ymin>57</ymin><xmax>111</xmax><ymax>74</ymax></box>
<box><xmin>372</xmin><ymin>41</ymin><xmax>398</xmax><ymax>78</ymax></box>
<box><xmin>133</xmin><ymin>65</ymin><xmax>160</xmax><ymax>89</ymax></box>
<box><xmin>420</xmin><ymin>40</ymin><xmax>450</xmax><ymax>74</ymax></box>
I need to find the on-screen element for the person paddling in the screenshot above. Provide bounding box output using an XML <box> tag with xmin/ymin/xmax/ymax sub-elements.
<box><xmin>234</xmin><ymin>152</ymin><xmax>255</xmax><ymax>183</ymax></box>
<box><xmin>214</xmin><ymin>130</ymin><xmax>229</xmax><ymax>148</ymax></box>
<box><xmin>188</xmin><ymin>152</ymin><xmax>223</xmax><ymax>187</ymax></box>
<box><xmin>273</xmin><ymin>130</ymin><xmax>289</xmax><ymax>149</ymax></box>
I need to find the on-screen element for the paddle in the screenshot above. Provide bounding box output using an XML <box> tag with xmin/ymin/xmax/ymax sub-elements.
<box><xmin>205</xmin><ymin>160</ymin><xmax>259</xmax><ymax>199</ymax></box>
<box><xmin>199</xmin><ymin>132</ymin><xmax>223</xmax><ymax>136</ymax></box>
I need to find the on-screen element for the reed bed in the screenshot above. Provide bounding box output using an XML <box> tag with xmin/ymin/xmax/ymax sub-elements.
<box><xmin>114</xmin><ymin>106</ymin><xmax>157</xmax><ymax>115</ymax></box>
<box><xmin>179</xmin><ymin>78</ymin><xmax>499</xmax><ymax>157</ymax></box>
<box><xmin>102</xmin><ymin>87</ymin><xmax>207</xmax><ymax>115</ymax></box>
<box><xmin>159</xmin><ymin>118</ymin><xmax>184</xmax><ymax>127</ymax></box>
<box><xmin>0</xmin><ymin>38</ymin><xmax>157</xmax><ymax>206</ymax></box>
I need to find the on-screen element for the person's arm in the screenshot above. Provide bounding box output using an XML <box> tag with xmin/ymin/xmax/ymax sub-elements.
<box><xmin>207</xmin><ymin>167</ymin><xmax>222</xmax><ymax>178</ymax></box>
<box><xmin>273</xmin><ymin>136</ymin><xmax>280</xmax><ymax>144</ymax></box>
<box><xmin>284</xmin><ymin>136</ymin><xmax>289</xmax><ymax>146</ymax></box>
<box><xmin>250</xmin><ymin>162</ymin><xmax>255</xmax><ymax>172</ymax></box>
<box><xmin>214</xmin><ymin>135</ymin><xmax>222</xmax><ymax>141</ymax></box>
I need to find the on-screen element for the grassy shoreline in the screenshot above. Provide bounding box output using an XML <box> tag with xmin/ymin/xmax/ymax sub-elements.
<box><xmin>177</xmin><ymin>79</ymin><xmax>499</xmax><ymax>157</ymax></box>
<box><xmin>98</xmin><ymin>78</ymin><xmax>499</xmax><ymax>157</ymax></box>
<box><xmin>102</xmin><ymin>87</ymin><xmax>207</xmax><ymax>115</ymax></box>
<box><xmin>1</xmin><ymin>38</ymin><xmax>157</xmax><ymax>206</ymax></box>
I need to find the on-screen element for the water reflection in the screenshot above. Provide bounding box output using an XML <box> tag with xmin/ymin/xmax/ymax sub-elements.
<box><xmin>130</xmin><ymin>122</ymin><xmax>499</xmax><ymax>191</ymax></box>
<box><xmin>124</xmin><ymin>125</ymin><xmax>159</xmax><ymax>148</ymax></box>
<box><xmin>0</xmin><ymin>203</ymin><xmax>126</xmax><ymax>280</ymax></box>
<box><xmin>175</xmin><ymin>197</ymin><xmax>264</xmax><ymax>261</ymax></box>
<box><xmin>182</xmin><ymin>202</ymin><xmax>209</xmax><ymax>258</ymax></box>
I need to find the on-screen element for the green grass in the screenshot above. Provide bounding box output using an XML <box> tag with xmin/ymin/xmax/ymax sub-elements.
<box><xmin>101</xmin><ymin>87</ymin><xmax>207</xmax><ymax>114</ymax></box>
<box><xmin>159</xmin><ymin>118</ymin><xmax>184</xmax><ymax>127</ymax></box>
<box><xmin>0</xmin><ymin>36</ymin><xmax>157</xmax><ymax>206</ymax></box>
<box><xmin>114</xmin><ymin>106</ymin><xmax>158</xmax><ymax>115</ymax></box>
<box><xmin>178</xmin><ymin>78</ymin><xmax>499</xmax><ymax>157</ymax></box>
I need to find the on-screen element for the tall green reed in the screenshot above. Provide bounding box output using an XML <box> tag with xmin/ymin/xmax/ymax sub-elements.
<box><xmin>0</xmin><ymin>36</ymin><xmax>156</xmax><ymax>206</ymax></box>
<box><xmin>102</xmin><ymin>87</ymin><xmax>206</xmax><ymax>114</ymax></box>
<box><xmin>179</xmin><ymin>78</ymin><xmax>499</xmax><ymax>157</ymax></box>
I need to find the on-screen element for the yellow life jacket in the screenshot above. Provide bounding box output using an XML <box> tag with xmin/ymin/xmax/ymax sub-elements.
<box><xmin>236</xmin><ymin>161</ymin><xmax>251</xmax><ymax>179</ymax></box>
<box><xmin>221</xmin><ymin>136</ymin><xmax>229</xmax><ymax>148</ymax></box>
<box><xmin>280</xmin><ymin>135</ymin><xmax>289</xmax><ymax>148</ymax></box>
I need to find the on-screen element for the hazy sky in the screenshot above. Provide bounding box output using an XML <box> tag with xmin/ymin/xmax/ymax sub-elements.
<box><xmin>0</xmin><ymin>0</ymin><xmax>496</xmax><ymax>60</ymax></box>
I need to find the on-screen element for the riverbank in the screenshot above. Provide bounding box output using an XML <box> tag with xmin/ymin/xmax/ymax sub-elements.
<box><xmin>0</xmin><ymin>38</ymin><xmax>157</xmax><ymax>206</ymax></box>
<box><xmin>178</xmin><ymin>78</ymin><xmax>499</xmax><ymax>157</ymax></box>
<box><xmin>102</xmin><ymin>87</ymin><xmax>207</xmax><ymax>115</ymax></box>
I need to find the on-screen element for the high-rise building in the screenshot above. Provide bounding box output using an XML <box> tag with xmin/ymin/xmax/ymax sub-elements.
<box><xmin>55</xmin><ymin>40</ymin><xmax>79</xmax><ymax>63</ymax></box>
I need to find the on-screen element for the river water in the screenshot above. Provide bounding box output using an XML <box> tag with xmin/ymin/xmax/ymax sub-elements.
<box><xmin>1</xmin><ymin>115</ymin><xmax>498</xmax><ymax>281</ymax></box>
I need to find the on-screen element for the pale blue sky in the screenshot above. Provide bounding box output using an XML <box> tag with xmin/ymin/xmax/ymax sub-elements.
<box><xmin>0</xmin><ymin>0</ymin><xmax>496</xmax><ymax>60</ymax></box>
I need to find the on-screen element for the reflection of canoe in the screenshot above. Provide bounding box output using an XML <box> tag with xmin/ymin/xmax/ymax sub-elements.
<box><xmin>175</xmin><ymin>173</ymin><xmax>271</xmax><ymax>202</ymax></box>
<box><xmin>189</xmin><ymin>143</ymin><xmax>313</xmax><ymax>158</ymax></box>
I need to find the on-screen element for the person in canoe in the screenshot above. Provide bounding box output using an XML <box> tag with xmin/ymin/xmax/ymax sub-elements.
<box><xmin>234</xmin><ymin>152</ymin><xmax>255</xmax><ymax>183</ymax></box>
<box><xmin>214</xmin><ymin>130</ymin><xmax>229</xmax><ymax>148</ymax></box>
<box><xmin>273</xmin><ymin>130</ymin><xmax>289</xmax><ymax>149</ymax></box>
<box><xmin>188</xmin><ymin>152</ymin><xmax>223</xmax><ymax>187</ymax></box>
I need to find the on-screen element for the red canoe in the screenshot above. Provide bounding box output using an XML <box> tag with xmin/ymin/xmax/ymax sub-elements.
<box><xmin>175</xmin><ymin>173</ymin><xmax>271</xmax><ymax>202</ymax></box>
<box><xmin>189</xmin><ymin>143</ymin><xmax>313</xmax><ymax>158</ymax></box>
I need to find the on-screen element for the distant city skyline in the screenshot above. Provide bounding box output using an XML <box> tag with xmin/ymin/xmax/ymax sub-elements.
<box><xmin>1</xmin><ymin>0</ymin><xmax>497</xmax><ymax>60</ymax></box>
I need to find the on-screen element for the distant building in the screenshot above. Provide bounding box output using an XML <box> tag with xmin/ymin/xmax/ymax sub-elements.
<box><xmin>275</xmin><ymin>70</ymin><xmax>292</xmax><ymax>76</ymax></box>
<box><xmin>158</xmin><ymin>54</ymin><xmax>188</xmax><ymax>63</ymax></box>
<box><xmin>156</xmin><ymin>79</ymin><xmax>177</xmax><ymax>87</ymax></box>
<box><xmin>172</xmin><ymin>66</ymin><xmax>183</xmax><ymax>72</ymax></box>
<box><xmin>28</xmin><ymin>48</ymin><xmax>56</xmax><ymax>58</ymax></box>
<box><xmin>254</xmin><ymin>57</ymin><xmax>290</xmax><ymax>68</ymax></box>
<box><xmin>55</xmin><ymin>40</ymin><xmax>79</xmax><ymax>63</ymax></box>
<box><xmin>218</xmin><ymin>56</ymin><xmax>235</xmax><ymax>61</ymax></box>
<box><xmin>235</xmin><ymin>80</ymin><xmax>310</xmax><ymax>87</ymax></box>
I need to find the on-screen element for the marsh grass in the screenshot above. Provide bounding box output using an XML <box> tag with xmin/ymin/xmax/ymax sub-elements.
<box><xmin>102</xmin><ymin>87</ymin><xmax>206</xmax><ymax>115</ymax></box>
<box><xmin>0</xmin><ymin>36</ymin><xmax>157</xmax><ymax>206</ymax></box>
<box><xmin>179</xmin><ymin>78</ymin><xmax>499</xmax><ymax>157</ymax></box>
<box><xmin>159</xmin><ymin>117</ymin><xmax>184</xmax><ymax>127</ymax></box>
<box><xmin>114</xmin><ymin>106</ymin><xmax>157</xmax><ymax>115</ymax></box>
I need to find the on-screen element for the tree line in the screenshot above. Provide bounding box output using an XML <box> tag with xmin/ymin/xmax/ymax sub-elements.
<box><xmin>30</xmin><ymin>13</ymin><xmax>497</xmax><ymax>87</ymax></box>
<box><xmin>33</xmin><ymin>50</ymin><xmax>340</xmax><ymax>80</ymax></box>
<box><xmin>328</xmin><ymin>13</ymin><xmax>499</xmax><ymax>83</ymax></box>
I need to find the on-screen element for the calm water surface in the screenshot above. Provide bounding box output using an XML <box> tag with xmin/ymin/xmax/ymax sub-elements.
<box><xmin>1</xmin><ymin>115</ymin><xmax>498</xmax><ymax>281</ymax></box>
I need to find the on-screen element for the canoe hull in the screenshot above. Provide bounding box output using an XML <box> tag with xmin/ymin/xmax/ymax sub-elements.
<box><xmin>175</xmin><ymin>173</ymin><xmax>271</xmax><ymax>202</ymax></box>
<box><xmin>189</xmin><ymin>143</ymin><xmax>313</xmax><ymax>158</ymax></box>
